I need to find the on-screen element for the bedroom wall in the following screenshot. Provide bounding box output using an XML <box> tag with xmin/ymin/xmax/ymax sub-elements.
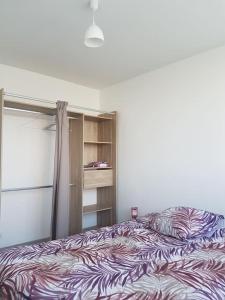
<box><xmin>100</xmin><ymin>46</ymin><xmax>225</xmax><ymax>222</ymax></box>
<box><xmin>0</xmin><ymin>63</ymin><xmax>100</xmax><ymax>108</ymax></box>
<box><xmin>0</xmin><ymin>64</ymin><xmax>100</xmax><ymax>247</ymax></box>
<box><xmin>1</xmin><ymin>111</ymin><xmax>55</xmax><ymax>247</ymax></box>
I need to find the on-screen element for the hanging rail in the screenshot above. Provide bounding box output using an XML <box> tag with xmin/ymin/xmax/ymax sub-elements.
<box><xmin>3</xmin><ymin>91</ymin><xmax>114</xmax><ymax>115</ymax></box>
<box><xmin>1</xmin><ymin>183</ymin><xmax>76</xmax><ymax>193</ymax></box>
<box><xmin>2</xmin><ymin>185</ymin><xmax>53</xmax><ymax>192</ymax></box>
<box><xmin>4</xmin><ymin>106</ymin><xmax>78</xmax><ymax>120</ymax></box>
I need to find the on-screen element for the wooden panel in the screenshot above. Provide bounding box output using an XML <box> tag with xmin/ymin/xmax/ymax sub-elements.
<box><xmin>0</xmin><ymin>89</ymin><xmax>4</xmax><ymax>207</ymax></box>
<box><xmin>97</xmin><ymin>112</ymin><xmax>117</xmax><ymax>225</ymax></box>
<box><xmin>83</xmin><ymin>144</ymin><xmax>97</xmax><ymax>165</ymax></box>
<box><xmin>84</xmin><ymin>117</ymin><xmax>112</xmax><ymax>143</ymax></box>
<box><xmin>98</xmin><ymin>119</ymin><xmax>112</xmax><ymax>142</ymax></box>
<box><xmin>97</xmin><ymin>210</ymin><xmax>112</xmax><ymax>227</ymax></box>
<box><xmin>69</xmin><ymin>114</ymin><xmax>83</xmax><ymax>234</ymax></box>
<box><xmin>97</xmin><ymin>187</ymin><xmax>113</xmax><ymax>227</ymax></box>
<box><xmin>111</xmin><ymin>112</ymin><xmax>117</xmax><ymax>224</ymax></box>
<box><xmin>97</xmin><ymin>186</ymin><xmax>113</xmax><ymax>208</ymax></box>
<box><xmin>84</xmin><ymin>120</ymin><xmax>98</xmax><ymax>142</ymax></box>
<box><xmin>83</xmin><ymin>169</ymin><xmax>113</xmax><ymax>189</ymax></box>
<box><xmin>97</xmin><ymin>144</ymin><xmax>112</xmax><ymax>166</ymax></box>
<box><xmin>84</xmin><ymin>144</ymin><xmax>112</xmax><ymax>166</ymax></box>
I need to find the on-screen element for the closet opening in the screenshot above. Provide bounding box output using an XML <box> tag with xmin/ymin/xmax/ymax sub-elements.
<box><xmin>0</xmin><ymin>101</ymin><xmax>56</xmax><ymax>248</ymax></box>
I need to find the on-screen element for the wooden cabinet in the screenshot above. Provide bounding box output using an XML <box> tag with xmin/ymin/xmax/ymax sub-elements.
<box><xmin>69</xmin><ymin>112</ymin><xmax>117</xmax><ymax>234</ymax></box>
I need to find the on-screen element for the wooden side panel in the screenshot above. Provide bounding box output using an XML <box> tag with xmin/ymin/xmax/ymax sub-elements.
<box><xmin>111</xmin><ymin>112</ymin><xmax>117</xmax><ymax>224</ymax></box>
<box><xmin>97</xmin><ymin>112</ymin><xmax>117</xmax><ymax>226</ymax></box>
<box><xmin>83</xmin><ymin>170</ymin><xmax>113</xmax><ymax>189</ymax></box>
<box><xmin>69</xmin><ymin>114</ymin><xmax>83</xmax><ymax>234</ymax></box>
<box><xmin>0</xmin><ymin>89</ymin><xmax>4</xmax><ymax>208</ymax></box>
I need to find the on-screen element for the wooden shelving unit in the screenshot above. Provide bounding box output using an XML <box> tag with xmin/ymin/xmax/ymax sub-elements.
<box><xmin>69</xmin><ymin>112</ymin><xmax>116</xmax><ymax>235</ymax></box>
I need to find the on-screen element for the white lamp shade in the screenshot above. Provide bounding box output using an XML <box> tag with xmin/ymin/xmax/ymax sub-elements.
<box><xmin>84</xmin><ymin>23</ymin><xmax>104</xmax><ymax>48</ymax></box>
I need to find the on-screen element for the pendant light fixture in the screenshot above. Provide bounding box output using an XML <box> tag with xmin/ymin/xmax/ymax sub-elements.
<box><xmin>84</xmin><ymin>0</ymin><xmax>104</xmax><ymax>48</ymax></box>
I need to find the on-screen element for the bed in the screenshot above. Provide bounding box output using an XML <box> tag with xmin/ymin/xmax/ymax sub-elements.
<box><xmin>0</xmin><ymin>208</ymin><xmax>225</xmax><ymax>299</ymax></box>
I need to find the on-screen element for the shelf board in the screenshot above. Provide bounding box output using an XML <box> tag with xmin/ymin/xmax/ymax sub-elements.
<box><xmin>84</xmin><ymin>141</ymin><xmax>112</xmax><ymax>144</ymax></box>
<box><xmin>83</xmin><ymin>204</ymin><xmax>112</xmax><ymax>215</ymax></box>
<box><xmin>84</xmin><ymin>115</ymin><xmax>113</xmax><ymax>122</ymax></box>
<box><xmin>82</xmin><ymin>226</ymin><xmax>99</xmax><ymax>232</ymax></box>
<box><xmin>84</xmin><ymin>167</ymin><xmax>112</xmax><ymax>171</ymax></box>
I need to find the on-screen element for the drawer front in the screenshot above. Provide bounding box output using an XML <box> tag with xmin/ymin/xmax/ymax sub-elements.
<box><xmin>84</xmin><ymin>170</ymin><xmax>113</xmax><ymax>189</ymax></box>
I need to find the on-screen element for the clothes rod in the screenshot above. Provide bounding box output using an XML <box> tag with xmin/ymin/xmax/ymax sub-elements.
<box><xmin>2</xmin><ymin>183</ymin><xmax>76</xmax><ymax>193</ymax></box>
<box><xmin>2</xmin><ymin>185</ymin><xmax>53</xmax><ymax>192</ymax></box>
<box><xmin>4</xmin><ymin>107</ymin><xmax>78</xmax><ymax>119</ymax></box>
<box><xmin>3</xmin><ymin>92</ymin><xmax>114</xmax><ymax>115</ymax></box>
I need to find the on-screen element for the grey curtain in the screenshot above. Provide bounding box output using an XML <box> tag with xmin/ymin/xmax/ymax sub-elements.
<box><xmin>51</xmin><ymin>101</ymin><xmax>70</xmax><ymax>240</ymax></box>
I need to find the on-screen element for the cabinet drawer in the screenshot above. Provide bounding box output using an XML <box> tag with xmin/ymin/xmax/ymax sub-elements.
<box><xmin>83</xmin><ymin>169</ymin><xmax>113</xmax><ymax>189</ymax></box>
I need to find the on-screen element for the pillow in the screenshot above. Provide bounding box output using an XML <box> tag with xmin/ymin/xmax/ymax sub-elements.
<box><xmin>148</xmin><ymin>207</ymin><xmax>224</xmax><ymax>240</ymax></box>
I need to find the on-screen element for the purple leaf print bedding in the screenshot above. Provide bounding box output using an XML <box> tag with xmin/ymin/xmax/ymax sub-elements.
<box><xmin>0</xmin><ymin>220</ymin><xmax>225</xmax><ymax>299</ymax></box>
<box><xmin>148</xmin><ymin>207</ymin><xmax>225</xmax><ymax>240</ymax></box>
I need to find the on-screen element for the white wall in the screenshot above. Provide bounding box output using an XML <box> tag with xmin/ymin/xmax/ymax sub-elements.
<box><xmin>0</xmin><ymin>63</ymin><xmax>100</xmax><ymax>109</ymax></box>
<box><xmin>100</xmin><ymin>46</ymin><xmax>225</xmax><ymax>222</ymax></box>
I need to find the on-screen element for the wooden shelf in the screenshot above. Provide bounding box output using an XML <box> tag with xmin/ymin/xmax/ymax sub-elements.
<box><xmin>84</xmin><ymin>115</ymin><xmax>113</xmax><ymax>122</ymax></box>
<box><xmin>83</xmin><ymin>204</ymin><xmax>112</xmax><ymax>215</ymax></box>
<box><xmin>82</xmin><ymin>226</ymin><xmax>99</xmax><ymax>232</ymax></box>
<box><xmin>84</xmin><ymin>167</ymin><xmax>112</xmax><ymax>171</ymax></box>
<box><xmin>84</xmin><ymin>141</ymin><xmax>112</xmax><ymax>144</ymax></box>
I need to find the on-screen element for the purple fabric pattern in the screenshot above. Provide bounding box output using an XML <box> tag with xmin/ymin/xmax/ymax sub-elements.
<box><xmin>0</xmin><ymin>219</ymin><xmax>225</xmax><ymax>299</ymax></box>
<box><xmin>148</xmin><ymin>207</ymin><xmax>224</xmax><ymax>240</ymax></box>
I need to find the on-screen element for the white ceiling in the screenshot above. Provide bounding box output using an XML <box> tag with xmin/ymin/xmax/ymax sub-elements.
<box><xmin>1</xmin><ymin>0</ymin><xmax>225</xmax><ymax>89</ymax></box>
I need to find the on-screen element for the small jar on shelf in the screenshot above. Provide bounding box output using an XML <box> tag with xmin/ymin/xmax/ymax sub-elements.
<box><xmin>131</xmin><ymin>207</ymin><xmax>138</xmax><ymax>221</ymax></box>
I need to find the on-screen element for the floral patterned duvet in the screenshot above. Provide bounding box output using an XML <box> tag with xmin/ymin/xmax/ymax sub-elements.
<box><xmin>0</xmin><ymin>220</ymin><xmax>225</xmax><ymax>299</ymax></box>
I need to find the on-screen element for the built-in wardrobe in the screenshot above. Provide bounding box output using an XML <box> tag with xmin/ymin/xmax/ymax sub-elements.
<box><xmin>0</xmin><ymin>89</ymin><xmax>117</xmax><ymax>248</ymax></box>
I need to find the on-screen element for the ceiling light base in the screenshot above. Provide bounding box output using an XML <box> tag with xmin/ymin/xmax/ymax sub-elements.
<box><xmin>90</xmin><ymin>0</ymin><xmax>99</xmax><ymax>12</ymax></box>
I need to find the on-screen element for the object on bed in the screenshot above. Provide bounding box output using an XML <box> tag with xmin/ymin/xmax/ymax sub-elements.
<box><xmin>0</xmin><ymin>213</ymin><xmax>225</xmax><ymax>299</ymax></box>
<box><xmin>148</xmin><ymin>206</ymin><xmax>225</xmax><ymax>240</ymax></box>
